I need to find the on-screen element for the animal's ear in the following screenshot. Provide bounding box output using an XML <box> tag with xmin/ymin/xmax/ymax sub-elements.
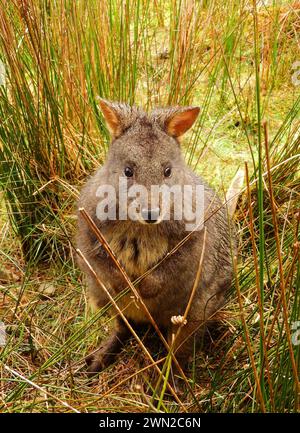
<box><xmin>98</xmin><ymin>98</ymin><xmax>140</xmax><ymax>138</ymax></box>
<box><xmin>151</xmin><ymin>106</ymin><xmax>200</xmax><ymax>138</ymax></box>
<box><xmin>166</xmin><ymin>107</ymin><xmax>200</xmax><ymax>137</ymax></box>
<box><xmin>98</xmin><ymin>99</ymin><xmax>122</xmax><ymax>137</ymax></box>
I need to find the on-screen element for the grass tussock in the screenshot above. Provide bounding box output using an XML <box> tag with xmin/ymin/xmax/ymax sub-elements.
<box><xmin>0</xmin><ymin>0</ymin><xmax>299</xmax><ymax>412</ymax></box>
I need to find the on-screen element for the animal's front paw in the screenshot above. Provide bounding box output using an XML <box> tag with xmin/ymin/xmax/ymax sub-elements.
<box><xmin>85</xmin><ymin>347</ymin><xmax>115</xmax><ymax>376</ymax></box>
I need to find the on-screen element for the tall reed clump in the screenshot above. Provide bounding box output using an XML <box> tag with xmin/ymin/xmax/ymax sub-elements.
<box><xmin>0</xmin><ymin>0</ymin><xmax>299</xmax><ymax>413</ymax></box>
<box><xmin>0</xmin><ymin>0</ymin><xmax>160</xmax><ymax>262</ymax></box>
<box><xmin>197</xmin><ymin>3</ymin><xmax>300</xmax><ymax>411</ymax></box>
<box><xmin>202</xmin><ymin>115</ymin><xmax>300</xmax><ymax>412</ymax></box>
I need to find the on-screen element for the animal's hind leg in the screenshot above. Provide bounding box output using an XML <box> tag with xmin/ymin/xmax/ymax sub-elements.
<box><xmin>168</xmin><ymin>288</ymin><xmax>227</xmax><ymax>373</ymax></box>
<box><xmin>167</xmin><ymin>320</ymin><xmax>206</xmax><ymax>372</ymax></box>
<box><xmin>86</xmin><ymin>316</ymin><xmax>130</xmax><ymax>375</ymax></box>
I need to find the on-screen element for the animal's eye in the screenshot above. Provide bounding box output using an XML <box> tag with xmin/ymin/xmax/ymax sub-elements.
<box><xmin>164</xmin><ymin>166</ymin><xmax>172</xmax><ymax>178</ymax></box>
<box><xmin>124</xmin><ymin>167</ymin><xmax>134</xmax><ymax>177</ymax></box>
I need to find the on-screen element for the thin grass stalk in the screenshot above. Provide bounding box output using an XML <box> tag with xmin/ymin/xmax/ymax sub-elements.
<box><xmin>245</xmin><ymin>161</ymin><xmax>274</xmax><ymax>411</ymax></box>
<box><xmin>263</xmin><ymin>123</ymin><xmax>300</xmax><ymax>400</ymax></box>
<box><xmin>98</xmin><ymin>358</ymin><xmax>166</xmax><ymax>401</ymax></box>
<box><xmin>234</xmin><ymin>254</ymin><xmax>266</xmax><ymax>412</ymax></box>
<box><xmin>253</xmin><ymin>0</ymin><xmax>267</xmax><ymax>403</ymax></box>
<box><xmin>3</xmin><ymin>365</ymin><xmax>80</xmax><ymax>413</ymax></box>
<box><xmin>154</xmin><ymin>227</ymin><xmax>207</xmax><ymax>405</ymax></box>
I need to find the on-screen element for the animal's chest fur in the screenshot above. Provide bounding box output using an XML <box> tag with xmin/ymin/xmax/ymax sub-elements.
<box><xmin>103</xmin><ymin>223</ymin><xmax>168</xmax><ymax>278</ymax></box>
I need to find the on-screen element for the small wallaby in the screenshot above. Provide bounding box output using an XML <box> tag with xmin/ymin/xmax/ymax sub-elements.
<box><xmin>76</xmin><ymin>99</ymin><xmax>236</xmax><ymax>375</ymax></box>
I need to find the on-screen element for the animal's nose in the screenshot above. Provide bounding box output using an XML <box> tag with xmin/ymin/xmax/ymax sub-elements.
<box><xmin>141</xmin><ymin>207</ymin><xmax>160</xmax><ymax>224</ymax></box>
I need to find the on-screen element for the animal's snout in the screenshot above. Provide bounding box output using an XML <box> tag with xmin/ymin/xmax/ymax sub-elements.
<box><xmin>141</xmin><ymin>207</ymin><xmax>160</xmax><ymax>224</ymax></box>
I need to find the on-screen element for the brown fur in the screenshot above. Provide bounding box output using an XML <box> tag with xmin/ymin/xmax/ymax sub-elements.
<box><xmin>76</xmin><ymin>100</ymin><xmax>236</xmax><ymax>374</ymax></box>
